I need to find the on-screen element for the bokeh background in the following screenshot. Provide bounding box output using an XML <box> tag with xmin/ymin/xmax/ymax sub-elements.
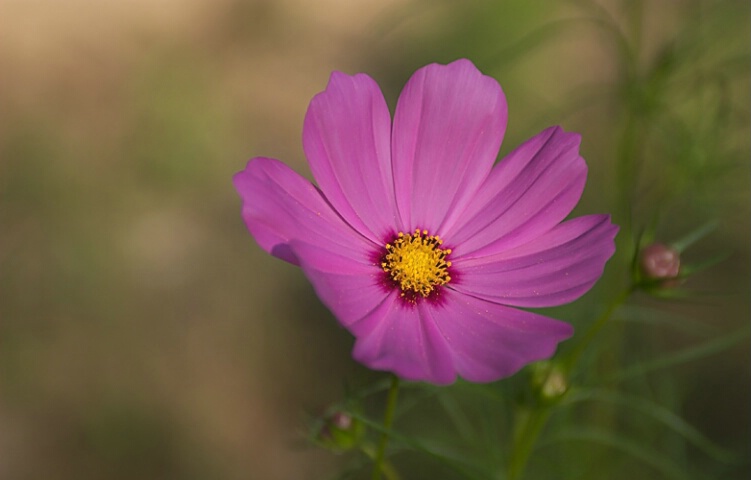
<box><xmin>1</xmin><ymin>0</ymin><xmax>748</xmax><ymax>479</ymax></box>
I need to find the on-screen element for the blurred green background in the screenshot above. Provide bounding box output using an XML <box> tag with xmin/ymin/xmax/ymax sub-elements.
<box><xmin>0</xmin><ymin>0</ymin><xmax>748</xmax><ymax>479</ymax></box>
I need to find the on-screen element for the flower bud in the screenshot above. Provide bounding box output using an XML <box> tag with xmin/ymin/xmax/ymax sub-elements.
<box><xmin>531</xmin><ymin>361</ymin><xmax>568</xmax><ymax>403</ymax></box>
<box><xmin>640</xmin><ymin>243</ymin><xmax>680</xmax><ymax>280</ymax></box>
<box><xmin>330</xmin><ymin>411</ymin><xmax>352</xmax><ymax>430</ymax></box>
<box><xmin>316</xmin><ymin>410</ymin><xmax>364</xmax><ymax>452</ymax></box>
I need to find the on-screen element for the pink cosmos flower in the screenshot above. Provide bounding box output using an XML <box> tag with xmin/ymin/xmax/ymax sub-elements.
<box><xmin>234</xmin><ymin>59</ymin><xmax>617</xmax><ymax>385</ymax></box>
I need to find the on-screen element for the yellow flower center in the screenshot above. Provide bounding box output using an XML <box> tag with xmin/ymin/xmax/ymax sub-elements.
<box><xmin>381</xmin><ymin>229</ymin><xmax>452</xmax><ymax>299</ymax></box>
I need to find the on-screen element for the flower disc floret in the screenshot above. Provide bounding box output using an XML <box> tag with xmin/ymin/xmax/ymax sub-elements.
<box><xmin>381</xmin><ymin>229</ymin><xmax>452</xmax><ymax>300</ymax></box>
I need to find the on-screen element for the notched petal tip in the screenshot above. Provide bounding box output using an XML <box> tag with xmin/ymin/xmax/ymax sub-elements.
<box><xmin>348</xmin><ymin>300</ymin><xmax>458</xmax><ymax>385</ymax></box>
<box><xmin>425</xmin><ymin>291</ymin><xmax>574</xmax><ymax>384</ymax></box>
<box><xmin>303</xmin><ymin>68</ymin><xmax>397</xmax><ymax>241</ymax></box>
<box><xmin>447</xmin><ymin>124</ymin><xmax>591</xmax><ymax>255</ymax></box>
<box><xmin>233</xmin><ymin>157</ymin><xmax>371</xmax><ymax>266</ymax></box>
<box><xmin>454</xmin><ymin>214</ymin><xmax>618</xmax><ymax>308</ymax></box>
<box><xmin>392</xmin><ymin>58</ymin><xmax>509</xmax><ymax>232</ymax></box>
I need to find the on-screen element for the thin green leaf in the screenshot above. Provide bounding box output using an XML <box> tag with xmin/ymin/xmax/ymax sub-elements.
<box><xmin>617</xmin><ymin>304</ymin><xmax>718</xmax><ymax>336</ymax></box>
<box><xmin>563</xmin><ymin>388</ymin><xmax>742</xmax><ymax>463</ymax></box>
<box><xmin>607</xmin><ymin>326</ymin><xmax>750</xmax><ymax>382</ymax></box>
<box><xmin>437</xmin><ymin>391</ymin><xmax>476</xmax><ymax>444</ymax></box>
<box><xmin>678</xmin><ymin>251</ymin><xmax>732</xmax><ymax>277</ymax></box>
<box><xmin>349</xmin><ymin>411</ymin><xmax>494</xmax><ymax>480</ymax></box>
<box><xmin>670</xmin><ymin>221</ymin><xmax>718</xmax><ymax>252</ymax></box>
<box><xmin>538</xmin><ymin>427</ymin><xmax>696</xmax><ymax>480</ymax></box>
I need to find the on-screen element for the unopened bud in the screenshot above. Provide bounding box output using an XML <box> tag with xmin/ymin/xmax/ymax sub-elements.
<box><xmin>330</xmin><ymin>411</ymin><xmax>352</xmax><ymax>430</ymax></box>
<box><xmin>640</xmin><ymin>243</ymin><xmax>680</xmax><ymax>280</ymax></box>
<box><xmin>531</xmin><ymin>361</ymin><xmax>568</xmax><ymax>403</ymax></box>
<box><xmin>541</xmin><ymin>369</ymin><xmax>567</xmax><ymax>398</ymax></box>
<box><xmin>316</xmin><ymin>410</ymin><xmax>364</xmax><ymax>452</ymax></box>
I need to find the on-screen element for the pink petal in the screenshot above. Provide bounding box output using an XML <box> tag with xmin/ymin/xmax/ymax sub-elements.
<box><xmin>391</xmin><ymin>59</ymin><xmax>508</xmax><ymax>233</ymax></box>
<box><xmin>303</xmin><ymin>71</ymin><xmax>398</xmax><ymax>242</ymax></box>
<box><xmin>447</xmin><ymin>126</ymin><xmax>587</xmax><ymax>257</ymax></box>
<box><xmin>292</xmin><ymin>240</ymin><xmax>456</xmax><ymax>384</ymax></box>
<box><xmin>453</xmin><ymin>215</ymin><xmax>618</xmax><ymax>307</ymax></box>
<box><xmin>233</xmin><ymin>157</ymin><xmax>374</xmax><ymax>265</ymax></box>
<box><xmin>290</xmin><ymin>240</ymin><xmax>387</xmax><ymax>328</ymax></box>
<box><xmin>429</xmin><ymin>290</ymin><xmax>574</xmax><ymax>383</ymax></box>
<box><xmin>350</xmin><ymin>297</ymin><xmax>456</xmax><ymax>385</ymax></box>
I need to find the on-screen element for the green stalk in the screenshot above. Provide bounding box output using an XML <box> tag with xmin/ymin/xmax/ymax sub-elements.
<box><xmin>507</xmin><ymin>406</ymin><xmax>553</xmax><ymax>480</ymax></box>
<box><xmin>371</xmin><ymin>375</ymin><xmax>400</xmax><ymax>480</ymax></box>
<box><xmin>563</xmin><ymin>286</ymin><xmax>634</xmax><ymax>373</ymax></box>
<box><xmin>506</xmin><ymin>4</ymin><xmax>646</xmax><ymax>477</ymax></box>
<box><xmin>506</xmin><ymin>286</ymin><xmax>633</xmax><ymax>480</ymax></box>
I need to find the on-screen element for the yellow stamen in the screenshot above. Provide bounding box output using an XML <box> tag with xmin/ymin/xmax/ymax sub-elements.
<box><xmin>381</xmin><ymin>229</ymin><xmax>452</xmax><ymax>300</ymax></box>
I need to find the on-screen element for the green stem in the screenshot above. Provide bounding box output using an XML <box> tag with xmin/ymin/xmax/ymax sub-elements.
<box><xmin>371</xmin><ymin>375</ymin><xmax>400</xmax><ymax>480</ymax></box>
<box><xmin>507</xmin><ymin>406</ymin><xmax>553</xmax><ymax>480</ymax></box>
<box><xmin>362</xmin><ymin>443</ymin><xmax>400</xmax><ymax>480</ymax></box>
<box><xmin>506</xmin><ymin>287</ymin><xmax>633</xmax><ymax>480</ymax></box>
<box><xmin>563</xmin><ymin>286</ymin><xmax>634</xmax><ymax>373</ymax></box>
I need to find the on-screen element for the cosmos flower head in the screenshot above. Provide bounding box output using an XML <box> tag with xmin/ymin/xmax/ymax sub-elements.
<box><xmin>234</xmin><ymin>59</ymin><xmax>618</xmax><ymax>385</ymax></box>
